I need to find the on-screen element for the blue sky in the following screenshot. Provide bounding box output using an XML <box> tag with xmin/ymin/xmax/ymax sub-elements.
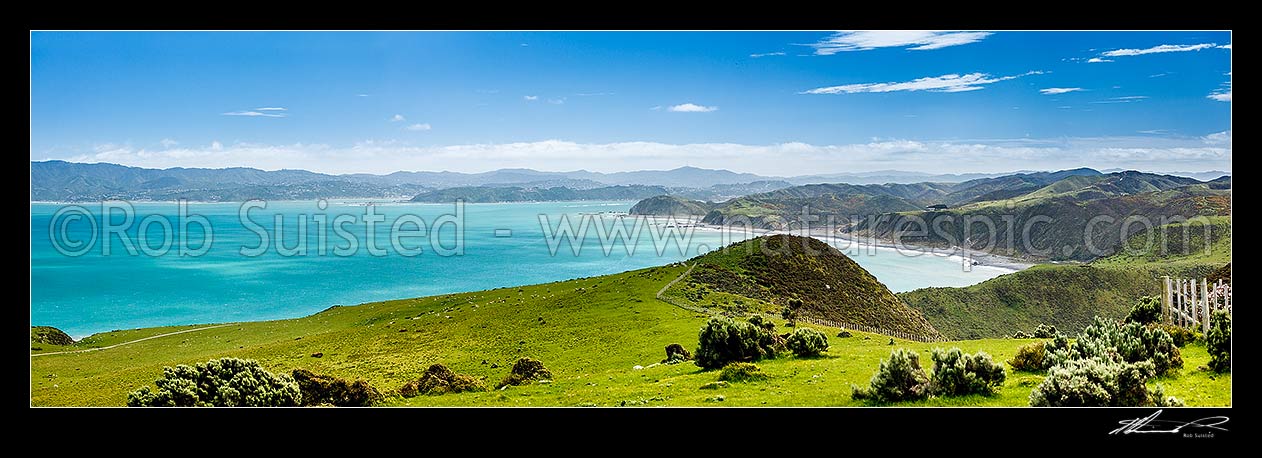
<box><xmin>30</xmin><ymin>31</ymin><xmax>1231</xmax><ymax>175</ymax></box>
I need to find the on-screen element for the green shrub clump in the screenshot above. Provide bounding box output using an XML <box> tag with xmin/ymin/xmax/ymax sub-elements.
<box><xmin>1012</xmin><ymin>331</ymin><xmax>1033</xmax><ymax>339</ymax></box>
<box><xmin>718</xmin><ymin>362</ymin><xmax>768</xmax><ymax>382</ymax></box>
<box><xmin>292</xmin><ymin>369</ymin><xmax>381</xmax><ymax>406</ymax></box>
<box><xmin>694</xmin><ymin>316</ymin><xmax>785</xmax><ymax>369</ymax></box>
<box><xmin>1032</xmin><ymin>324</ymin><xmax>1059</xmax><ymax>339</ymax></box>
<box><xmin>127</xmin><ymin>357</ymin><xmax>301</xmax><ymax>407</ymax></box>
<box><xmin>1151</xmin><ymin>323</ymin><xmax>1199</xmax><ymax>347</ymax></box>
<box><xmin>1008</xmin><ymin>341</ymin><xmax>1048</xmax><ymax>372</ymax></box>
<box><xmin>1207</xmin><ymin>310</ymin><xmax>1231</xmax><ymax>373</ymax></box>
<box><xmin>1125</xmin><ymin>296</ymin><xmax>1162</xmax><ymax>324</ymax></box>
<box><xmin>851</xmin><ymin>349</ymin><xmax>930</xmax><ymax>403</ymax></box>
<box><xmin>785</xmin><ymin>327</ymin><xmax>829</xmax><ymax>357</ymax></box>
<box><xmin>1029</xmin><ymin>357</ymin><xmax>1178</xmax><ymax>407</ymax></box>
<box><xmin>1055</xmin><ymin>317</ymin><xmax>1183</xmax><ymax>376</ymax></box>
<box><xmin>402</xmin><ymin>364</ymin><xmax>489</xmax><ymax>396</ymax></box>
<box><xmin>929</xmin><ymin>348</ymin><xmax>1006</xmax><ymax>396</ymax></box>
<box><xmin>497</xmin><ymin>357</ymin><xmax>553</xmax><ymax>388</ymax></box>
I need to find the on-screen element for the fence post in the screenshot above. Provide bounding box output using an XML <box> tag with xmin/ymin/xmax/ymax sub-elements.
<box><xmin>1162</xmin><ymin>276</ymin><xmax>1171</xmax><ymax>324</ymax></box>
<box><xmin>1201</xmin><ymin>278</ymin><xmax>1211</xmax><ymax>334</ymax></box>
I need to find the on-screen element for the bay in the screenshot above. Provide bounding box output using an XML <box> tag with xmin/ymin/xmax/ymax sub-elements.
<box><xmin>30</xmin><ymin>200</ymin><xmax>1012</xmax><ymax>337</ymax></box>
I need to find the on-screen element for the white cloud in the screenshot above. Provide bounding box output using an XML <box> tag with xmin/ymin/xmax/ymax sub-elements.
<box><xmin>1089</xmin><ymin>96</ymin><xmax>1149</xmax><ymax>104</ymax></box>
<box><xmin>390</xmin><ymin>114</ymin><xmax>406</xmax><ymax>122</ymax></box>
<box><xmin>159</xmin><ymin>138</ymin><xmax>179</xmax><ymax>148</ymax></box>
<box><xmin>1086</xmin><ymin>57</ymin><xmax>1114</xmax><ymax>63</ymax></box>
<box><xmin>1208</xmin><ymin>80</ymin><xmax>1232</xmax><ymax>102</ymax></box>
<box><xmin>667</xmin><ymin>103</ymin><xmax>718</xmax><ymax>112</ymax></box>
<box><xmin>356</xmin><ymin>94</ymin><xmax>369</xmax><ymax>97</ymax></box>
<box><xmin>1203</xmin><ymin>130</ymin><xmax>1231</xmax><ymax>145</ymax></box>
<box><xmin>808</xmin><ymin>31</ymin><xmax>991</xmax><ymax>54</ymax></box>
<box><xmin>803</xmin><ymin>71</ymin><xmax>1042</xmax><ymax>94</ymax></box>
<box><xmin>222</xmin><ymin>111</ymin><xmax>286</xmax><ymax>118</ymax></box>
<box><xmin>64</xmin><ymin>137</ymin><xmax>1229</xmax><ymax>177</ymax></box>
<box><xmin>1040</xmin><ymin>87</ymin><xmax>1083</xmax><ymax>95</ymax></box>
<box><xmin>1101</xmin><ymin>43</ymin><xmax>1216</xmax><ymax>57</ymax></box>
<box><xmin>574</xmin><ymin>92</ymin><xmax>614</xmax><ymax>96</ymax></box>
<box><xmin>750</xmin><ymin>51</ymin><xmax>786</xmax><ymax>58</ymax></box>
<box><xmin>1219</xmin><ymin>43</ymin><xmax>1231</xmax><ymax>49</ymax></box>
<box><xmin>548</xmin><ymin>98</ymin><xmax>566</xmax><ymax>105</ymax></box>
<box><xmin>405</xmin><ymin>123</ymin><xmax>432</xmax><ymax>131</ymax></box>
<box><xmin>255</xmin><ymin>107</ymin><xmax>287</xmax><ymax>111</ymax></box>
<box><xmin>523</xmin><ymin>95</ymin><xmax>538</xmax><ymax>101</ymax></box>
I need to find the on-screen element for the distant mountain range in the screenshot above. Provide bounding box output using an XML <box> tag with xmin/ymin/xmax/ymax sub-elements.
<box><xmin>30</xmin><ymin>160</ymin><xmax>1230</xmax><ymax>203</ymax></box>
<box><xmin>630</xmin><ymin>168</ymin><xmax>1231</xmax><ymax>261</ymax></box>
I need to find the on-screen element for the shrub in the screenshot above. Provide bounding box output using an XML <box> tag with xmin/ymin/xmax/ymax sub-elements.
<box><xmin>1207</xmin><ymin>310</ymin><xmax>1231</xmax><ymax>373</ymax></box>
<box><xmin>1033</xmin><ymin>324</ymin><xmax>1059</xmax><ymax>339</ymax></box>
<box><xmin>1151</xmin><ymin>323</ymin><xmax>1199</xmax><ymax>347</ymax></box>
<box><xmin>497</xmin><ymin>357</ymin><xmax>553</xmax><ymax>388</ymax></box>
<box><xmin>836</xmin><ymin>330</ymin><xmax>853</xmax><ymax>338</ymax></box>
<box><xmin>785</xmin><ymin>327</ymin><xmax>829</xmax><ymax>357</ymax></box>
<box><xmin>694</xmin><ymin>316</ymin><xmax>784</xmax><ymax>369</ymax></box>
<box><xmin>127</xmin><ymin>357</ymin><xmax>301</xmax><ymax>407</ymax></box>
<box><xmin>851</xmin><ymin>349</ymin><xmax>930</xmax><ymax>403</ymax></box>
<box><xmin>402</xmin><ymin>364</ymin><xmax>489</xmax><ymax>396</ymax></box>
<box><xmin>718</xmin><ymin>362</ymin><xmax>767</xmax><ymax>382</ymax></box>
<box><xmin>1029</xmin><ymin>357</ymin><xmax>1158</xmax><ymax>407</ymax></box>
<box><xmin>929</xmin><ymin>348</ymin><xmax>1006</xmax><ymax>396</ymax></box>
<box><xmin>292</xmin><ymin>369</ymin><xmax>381</xmax><ymax>406</ymax></box>
<box><xmin>1013</xmin><ymin>331</ymin><xmax>1033</xmax><ymax>339</ymax></box>
<box><xmin>1125</xmin><ymin>296</ymin><xmax>1162</xmax><ymax>324</ymax></box>
<box><xmin>1008</xmin><ymin>342</ymin><xmax>1047</xmax><ymax>372</ymax></box>
<box><xmin>662</xmin><ymin>343</ymin><xmax>692</xmax><ymax>364</ymax></box>
<box><xmin>746</xmin><ymin>315</ymin><xmax>776</xmax><ymax>331</ymax></box>
<box><xmin>1150</xmin><ymin>384</ymin><xmax>1186</xmax><ymax>407</ymax></box>
<box><xmin>1069</xmin><ymin>317</ymin><xmax>1183</xmax><ymax>376</ymax></box>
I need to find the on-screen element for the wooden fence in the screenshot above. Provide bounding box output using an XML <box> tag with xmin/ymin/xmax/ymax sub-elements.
<box><xmin>1162</xmin><ymin>276</ymin><xmax>1231</xmax><ymax>333</ymax></box>
<box><xmin>656</xmin><ymin>263</ymin><xmax>944</xmax><ymax>343</ymax></box>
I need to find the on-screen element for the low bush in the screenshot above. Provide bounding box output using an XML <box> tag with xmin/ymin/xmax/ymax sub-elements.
<box><xmin>694</xmin><ymin>316</ymin><xmax>784</xmax><ymax>369</ymax></box>
<box><xmin>785</xmin><ymin>327</ymin><xmax>829</xmax><ymax>357</ymax></box>
<box><xmin>929</xmin><ymin>348</ymin><xmax>1006</xmax><ymax>396</ymax></box>
<box><xmin>851</xmin><ymin>349</ymin><xmax>930</xmax><ymax>403</ymax></box>
<box><xmin>662</xmin><ymin>343</ymin><xmax>692</xmax><ymax>364</ymax></box>
<box><xmin>1029</xmin><ymin>357</ymin><xmax>1164</xmax><ymax>407</ymax></box>
<box><xmin>498</xmin><ymin>357</ymin><xmax>553</xmax><ymax>388</ymax></box>
<box><xmin>128</xmin><ymin>357</ymin><xmax>301</xmax><ymax>407</ymax></box>
<box><xmin>1008</xmin><ymin>342</ymin><xmax>1048</xmax><ymax>372</ymax></box>
<box><xmin>1151</xmin><ymin>323</ymin><xmax>1199</xmax><ymax>347</ymax></box>
<box><xmin>402</xmin><ymin>364</ymin><xmax>489</xmax><ymax>396</ymax></box>
<box><xmin>1207</xmin><ymin>310</ymin><xmax>1231</xmax><ymax>373</ymax></box>
<box><xmin>718</xmin><ymin>362</ymin><xmax>767</xmax><ymax>382</ymax></box>
<box><xmin>1125</xmin><ymin>296</ymin><xmax>1162</xmax><ymax>325</ymax></box>
<box><xmin>1033</xmin><ymin>324</ymin><xmax>1059</xmax><ymax>339</ymax></box>
<box><xmin>1060</xmin><ymin>317</ymin><xmax>1183</xmax><ymax>376</ymax></box>
<box><xmin>292</xmin><ymin>369</ymin><xmax>381</xmax><ymax>406</ymax></box>
<box><xmin>1013</xmin><ymin>331</ymin><xmax>1033</xmax><ymax>339</ymax></box>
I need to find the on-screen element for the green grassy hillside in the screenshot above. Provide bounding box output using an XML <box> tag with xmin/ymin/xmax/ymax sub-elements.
<box><xmin>664</xmin><ymin>235</ymin><xmax>941</xmax><ymax>339</ymax></box>
<box><xmin>30</xmin><ymin>260</ymin><xmax>1228</xmax><ymax>407</ymax></box>
<box><xmin>898</xmin><ymin>263</ymin><xmax>1216</xmax><ymax>340</ymax></box>
<box><xmin>899</xmin><ymin>217</ymin><xmax>1229</xmax><ymax>340</ymax></box>
<box><xmin>628</xmin><ymin>195</ymin><xmax>712</xmax><ymax>216</ymax></box>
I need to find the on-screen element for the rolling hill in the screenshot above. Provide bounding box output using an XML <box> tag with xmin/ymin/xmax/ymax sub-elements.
<box><xmin>30</xmin><ymin>236</ymin><xmax>1228</xmax><ymax>406</ymax></box>
<box><xmin>898</xmin><ymin>218</ymin><xmax>1230</xmax><ymax>340</ymax></box>
<box><xmin>664</xmin><ymin>235</ymin><xmax>942</xmax><ymax>339</ymax></box>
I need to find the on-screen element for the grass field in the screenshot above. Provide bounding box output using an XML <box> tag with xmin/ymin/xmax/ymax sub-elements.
<box><xmin>31</xmin><ymin>263</ymin><xmax>1230</xmax><ymax>407</ymax></box>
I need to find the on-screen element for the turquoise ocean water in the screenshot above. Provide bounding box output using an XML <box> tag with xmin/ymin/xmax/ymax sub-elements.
<box><xmin>31</xmin><ymin>201</ymin><xmax>1012</xmax><ymax>337</ymax></box>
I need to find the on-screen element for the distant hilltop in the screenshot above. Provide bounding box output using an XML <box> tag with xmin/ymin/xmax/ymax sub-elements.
<box><xmin>30</xmin><ymin>160</ymin><xmax>1228</xmax><ymax>203</ymax></box>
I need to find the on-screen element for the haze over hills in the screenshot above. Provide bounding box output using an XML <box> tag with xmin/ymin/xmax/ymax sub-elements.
<box><xmin>31</xmin><ymin>160</ymin><xmax>1230</xmax><ymax>203</ymax></box>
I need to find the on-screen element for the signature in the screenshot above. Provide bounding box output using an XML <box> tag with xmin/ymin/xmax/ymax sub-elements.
<box><xmin>1110</xmin><ymin>410</ymin><xmax>1230</xmax><ymax>435</ymax></box>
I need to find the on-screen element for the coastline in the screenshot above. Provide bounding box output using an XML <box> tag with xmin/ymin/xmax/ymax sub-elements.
<box><xmin>637</xmin><ymin>215</ymin><xmax>1034</xmax><ymax>272</ymax></box>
